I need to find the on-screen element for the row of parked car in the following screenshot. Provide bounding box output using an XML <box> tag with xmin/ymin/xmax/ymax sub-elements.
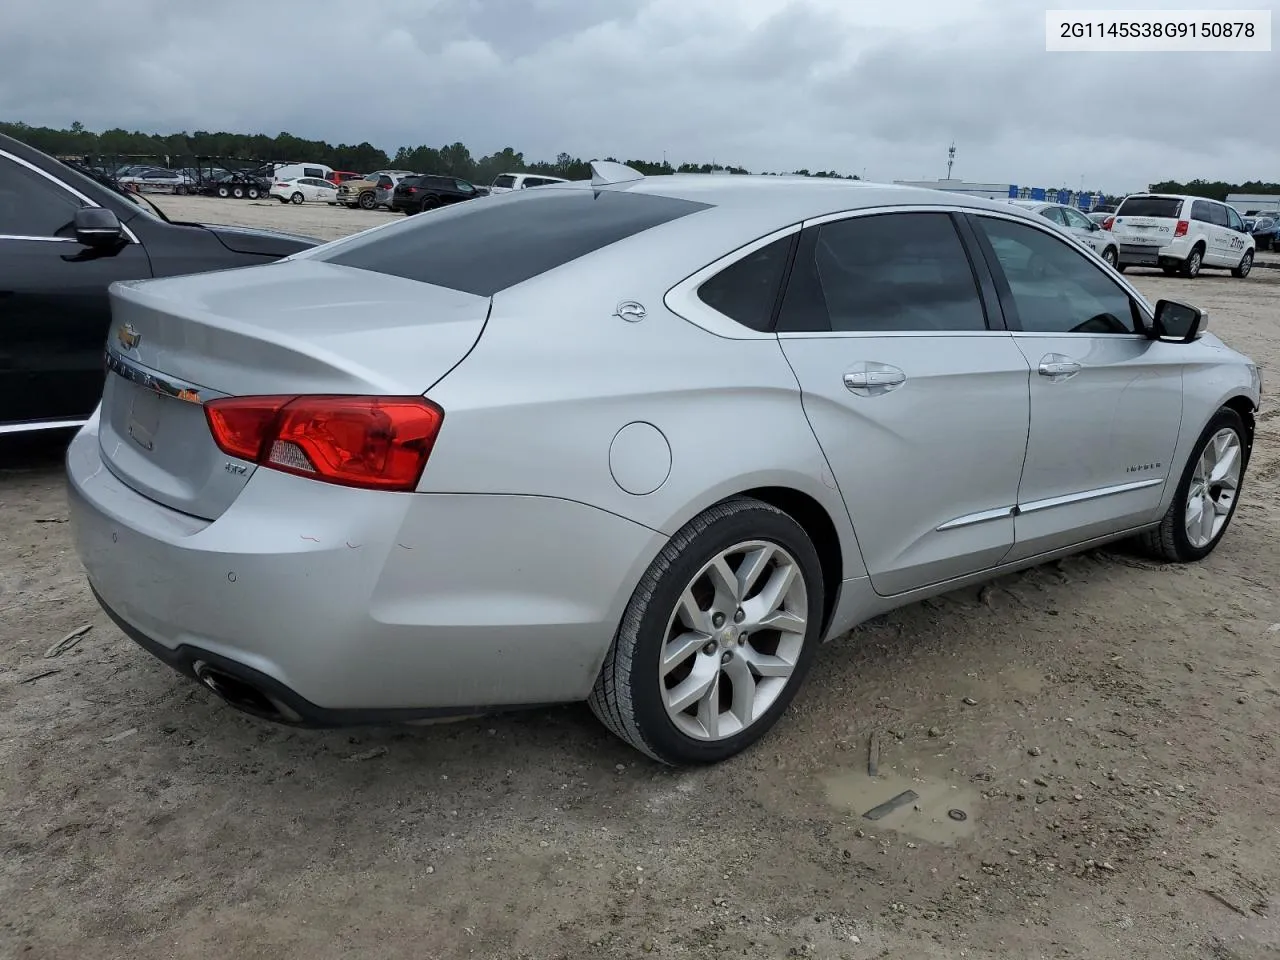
<box><xmin>329</xmin><ymin>169</ymin><xmax>568</xmax><ymax>214</ymax></box>
<box><xmin>1011</xmin><ymin>192</ymin><xmax>1265</xmax><ymax>279</ymax></box>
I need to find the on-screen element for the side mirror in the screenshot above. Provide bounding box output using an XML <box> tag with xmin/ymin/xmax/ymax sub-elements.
<box><xmin>1088</xmin><ymin>221</ymin><xmax>1100</xmax><ymax>231</ymax></box>
<box><xmin>74</xmin><ymin>207</ymin><xmax>124</xmax><ymax>249</ymax></box>
<box><xmin>1151</xmin><ymin>299</ymin><xmax>1206</xmax><ymax>343</ymax></box>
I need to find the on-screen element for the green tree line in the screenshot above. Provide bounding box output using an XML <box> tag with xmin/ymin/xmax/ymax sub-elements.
<box><xmin>0</xmin><ymin>120</ymin><xmax>861</xmax><ymax>184</ymax></box>
<box><xmin>1147</xmin><ymin>179</ymin><xmax>1280</xmax><ymax>201</ymax></box>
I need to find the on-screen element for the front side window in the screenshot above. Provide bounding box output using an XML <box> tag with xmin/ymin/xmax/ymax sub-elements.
<box><xmin>975</xmin><ymin>216</ymin><xmax>1140</xmax><ymax>335</ymax></box>
<box><xmin>777</xmin><ymin>212</ymin><xmax>988</xmax><ymax>333</ymax></box>
<box><xmin>1062</xmin><ymin>207</ymin><xmax>1093</xmax><ymax>230</ymax></box>
<box><xmin>455</xmin><ymin>179</ymin><xmax>474</xmax><ymax>193</ymax></box>
<box><xmin>1227</xmin><ymin>208</ymin><xmax>1246</xmax><ymax>232</ymax></box>
<box><xmin>696</xmin><ymin>234</ymin><xmax>795</xmax><ymax>332</ymax></box>
<box><xmin>0</xmin><ymin>157</ymin><xmax>81</xmax><ymax>238</ymax></box>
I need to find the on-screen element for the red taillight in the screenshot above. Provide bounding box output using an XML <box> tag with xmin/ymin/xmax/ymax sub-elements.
<box><xmin>405</xmin><ymin>186</ymin><xmax>417</xmax><ymax>193</ymax></box>
<box><xmin>204</xmin><ymin>395</ymin><xmax>444</xmax><ymax>492</ymax></box>
<box><xmin>1174</xmin><ymin>220</ymin><xmax>1189</xmax><ymax>238</ymax></box>
<box><xmin>274</xmin><ymin>182</ymin><xmax>289</xmax><ymax>188</ymax></box>
<box><xmin>1102</xmin><ymin>216</ymin><xmax>1114</xmax><ymax>231</ymax></box>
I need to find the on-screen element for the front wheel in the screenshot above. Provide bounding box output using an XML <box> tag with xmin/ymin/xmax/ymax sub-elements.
<box><xmin>1102</xmin><ymin>246</ymin><xmax>1118</xmax><ymax>269</ymax></box>
<box><xmin>1232</xmin><ymin>250</ymin><xmax>1254</xmax><ymax>279</ymax></box>
<box><xmin>1136</xmin><ymin>408</ymin><xmax>1247</xmax><ymax>563</ymax></box>
<box><xmin>358</xmin><ymin>191</ymin><xmax>376</xmax><ymax>210</ymax></box>
<box><xmin>290</xmin><ymin>192</ymin><xmax>304</xmax><ymax>205</ymax></box>
<box><xmin>589</xmin><ymin>497</ymin><xmax>824</xmax><ymax>765</ymax></box>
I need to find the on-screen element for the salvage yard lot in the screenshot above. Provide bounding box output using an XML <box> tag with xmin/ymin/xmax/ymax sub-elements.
<box><xmin>2</xmin><ymin>196</ymin><xmax>1279</xmax><ymax>960</ymax></box>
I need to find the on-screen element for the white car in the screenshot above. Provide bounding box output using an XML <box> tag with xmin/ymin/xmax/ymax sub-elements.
<box><xmin>1008</xmin><ymin>200</ymin><xmax>1119</xmax><ymax>269</ymax></box>
<box><xmin>1106</xmin><ymin>194</ymin><xmax>1255</xmax><ymax>279</ymax></box>
<box><xmin>270</xmin><ymin>177</ymin><xmax>338</xmax><ymax>205</ymax></box>
<box><xmin>489</xmin><ymin>172</ymin><xmax>569</xmax><ymax>194</ymax></box>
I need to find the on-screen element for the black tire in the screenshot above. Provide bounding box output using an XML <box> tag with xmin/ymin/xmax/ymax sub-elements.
<box><xmin>1161</xmin><ymin>266</ymin><xmax>1178</xmax><ymax>276</ymax></box>
<box><xmin>290</xmin><ymin>192</ymin><xmax>304</xmax><ymax>205</ymax></box>
<box><xmin>588</xmin><ymin>497</ymin><xmax>825</xmax><ymax>765</ymax></box>
<box><xmin>420</xmin><ymin>196</ymin><xmax>438</xmax><ymax>213</ymax></box>
<box><xmin>1180</xmin><ymin>244</ymin><xmax>1204</xmax><ymax>278</ymax></box>
<box><xmin>247</xmin><ymin>187</ymin><xmax>260</xmax><ymax>200</ymax></box>
<box><xmin>232</xmin><ymin>186</ymin><xmax>245</xmax><ymax>199</ymax></box>
<box><xmin>1136</xmin><ymin>407</ymin><xmax>1248</xmax><ymax>563</ymax></box>
<box><xmin>1102</xmin><ymin>246</ymin><xmax>1118</xmax><ymax>269</ymax></box>
<box><xmin>1232</xmin><ymin>250</ymin><xmax>1254</xmax><ymax>279</ymax></box>
<box><xmin>217</xmin><ymin>185</ymin><xmax>230</xmax><ymax>198</ymax></box>
<box><xmin>358</xmin><ymin>191</ymin><xmax>376</xmax><ymax>210</ymax></box>
<box><xmin>175</xmin><ymin>185</ymin><xmax>187</xmax><ymax>196</ymax></box>
<box><xmin>1115</xmin><ymin>264</ymin><xmax>1127</xmax><ymax>273</ymax></box>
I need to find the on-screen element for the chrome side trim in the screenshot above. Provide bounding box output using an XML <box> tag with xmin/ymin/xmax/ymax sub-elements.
<box><xmin>664</xmin><ymin>222</ymin><xmax>802</xmax><ymax>341</ymax></box>
<box><xmin>0</xmin><ymin>418</ymin><xmax>88</xmax><ymax>435</ymax></box>
<box><xmin>1018</xmin><ymin>477</ymin><xmax>1163</xmax><ymax>515</ymax></box>
<box><xmin>0</xmin><ymin>148</ymin><xmax>140</xmax><ymax>244</ymax></box>
<box><xmin>104</xmin><ymin>350</ymin><xmax>223</xmax><ymax>405</ymax></box>
<box><xmin>936</xmin><ymin>505</ymin><xmax>1015</xmax><ymax>532</ymax></box>
<box><xmin>0</xmin><ymin>235</ymin><xmax>76</xmax><ymax>243</ymax></box>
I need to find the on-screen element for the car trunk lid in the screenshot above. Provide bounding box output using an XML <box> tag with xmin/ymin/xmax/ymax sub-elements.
<box><xmin>98</xmin><ymin>259</ymin><xmax>489</xmax><ymax>520</ymax></box>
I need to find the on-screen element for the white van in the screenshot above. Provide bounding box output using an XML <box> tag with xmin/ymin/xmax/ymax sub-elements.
<box><xmin>269</xmin><ymin>162</ymin><xmax>334</xmax><ymax>183</ymax></box>
<box><xmin>1107</xmin><ymin>194</ymin><xmax>1255</xmax><ymax>279</ymax></box>
<box><xmin>489</xmin><ymin>172</ymin><xmax>568</xmax><ymax>193</ymax></box>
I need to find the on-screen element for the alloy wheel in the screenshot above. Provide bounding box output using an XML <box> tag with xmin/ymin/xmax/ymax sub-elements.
<box><xmin>658</xmin><ymin>541</ymin><xmax>808</xmax><ymax>741</ymax></box>
<box><xmin>1185</xmin><ymin>428</ymin><xmax>1242</xmax><ymax>549</ymax></box>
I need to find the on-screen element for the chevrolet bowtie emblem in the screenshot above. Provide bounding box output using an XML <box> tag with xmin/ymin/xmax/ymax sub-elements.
<box><xmin>117</xmin><ymin>323</ymin><xmax>141</xmax><ymax>350</ymax></box>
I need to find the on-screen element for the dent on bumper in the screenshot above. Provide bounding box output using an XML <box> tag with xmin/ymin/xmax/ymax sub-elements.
<box><xmin>67</xmin><ymin>424</ymin><xmax>664</xmax><ymax>714</ymax></box>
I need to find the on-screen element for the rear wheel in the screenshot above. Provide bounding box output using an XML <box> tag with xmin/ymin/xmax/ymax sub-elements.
<box><xmin>1136</xmin><ymin>408</ymin><xmax>1247</xmax><ymax>563</ymax></box>
<box><xmin>358</xmin><ymin>191</ymin><xmax>376</xmax><ymax>210</ymax></box>
<box><xmin>232</xmin><ymin>186</ymin><xmax>245</xmax><ymax>199</ymax></box>
<box><xmin>217</xmin><ymin>185</ymin><xmax>230</xmax><ymax>198</ymax></box>
<box><xmin>1102</xmin><ymin>246</ymin><xmax>1118</xmax><ymax>269</ymax></box>
<box><xmin>247</xmin><ymin>186</ymin><xmax>260</xmax><ymax>200</ymax></box>
<box><xmin>1180</xmin><ymin>245</ymin><xmax>1204</xmax><ymax>278</ymax></box>
<box><xmin>589</xmin><ymin>497</ymin><xmax>824</xmax><ymax>765</ymax></box>
<box><xmin>290</xmin><ymin>192</ymin><xmax>304</xmax><ymax>205</ymax></box>
<box><xmin>1232</xmin><ymin>250</ymin><xmax>1254</xmax><ymax>279</ymax></box>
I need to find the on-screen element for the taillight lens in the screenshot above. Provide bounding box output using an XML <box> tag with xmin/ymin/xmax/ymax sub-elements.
<box><xmin>1174</xmin><ymin>220</ymin><xmax>1189</xmax><ymax>238</ymax></box>
<box><xmin>274</xmin><ymin>182</ymin><xmax>289</xmax><ymax>188</ymax></box>
<box><xmin>205</xmin><ymin>396</ymin><xmax>444</xmax><ymax>492</ymax></box>
<box><xmin>1102</xmin><ymin>216</ymin><xmax>1114</xmax><ymax>230</ymax></box>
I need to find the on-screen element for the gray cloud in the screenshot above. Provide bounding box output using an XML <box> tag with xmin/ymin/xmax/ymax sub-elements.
<box><xmin>2</xmin><ymin>0</ymin><xmax>1276</xmax><ymax>190</ymax></box>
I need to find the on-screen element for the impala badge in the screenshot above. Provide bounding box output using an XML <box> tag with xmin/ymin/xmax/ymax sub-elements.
<box><xmin>117</xmin><ymin>323</ymin><xmax>141</xmax><ymax>350</ymax></box>
<box><xmin>614</xmin><ymin>300</ymin><xmax>646</xmax><ymax>323</ymax></box>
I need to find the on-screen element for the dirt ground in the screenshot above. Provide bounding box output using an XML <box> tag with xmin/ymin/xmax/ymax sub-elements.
<box><xmin>2</xmin><ymin>196</ymin><xmax>1279</xmax><ymax>960</ymax></box>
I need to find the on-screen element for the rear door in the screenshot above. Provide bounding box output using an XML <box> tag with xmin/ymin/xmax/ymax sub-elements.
<box><xmin>1190</xmin><ymin>200</ymin><xmax>1227</xmax><ymax>264</ymax></box>
<box><xmin>967</xmin><ymin>212</ymin><xmax>1184</xmax><ymax>561</ymax></box>
<box><xmin>0</xmin><ymin>153</ymin><xmax>152</xmax><ymax>428</ymax></box>
<box><xmin>776</xmin><ymin>210</ymin><xmax>1032</xmax><ymax>596</ymax></box>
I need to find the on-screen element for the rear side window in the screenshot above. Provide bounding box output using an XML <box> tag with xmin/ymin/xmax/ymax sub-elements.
<box><xmin>1039</xmin><ymin>206</ymin><xmax>1067</xmax><ymax>225</ymax></box>
<box><xmin>321</xmin><ymin>189</ymin><xmax>711</xmax><ymax>297</ymax></box>
<box><xmin>777</xmin><ymin>212</ymin><xmax>988</xmax><ymax>334</ymax></box>
<box><xmin>696</xmin><ymin>235</ymin><xmax>796</xmax><ymax>332</ymax></box>
<box><xmin>493</xmin><ymin>175</ymin><xmax>516</xmax><ymax>189</ymax></box>
<box><xmin>303</xmin><ymin>167</ymin><xmax>324</xmax><ymax>178</ymax></box>
<box><xmin>1117</xmin><ymin>196</ymin><xmax>1183</xmax><ymax>218</ymax></box>
<box><xmin>1191</xmin><ymin>200</ymin><xmax>1215</xmax><ymax>223</ymax></box>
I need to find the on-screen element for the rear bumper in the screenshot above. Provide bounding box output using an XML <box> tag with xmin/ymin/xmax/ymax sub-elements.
<box><xmin>67</xmin><ymin>418</ymin><xmax>664</xmax><ymax>721</ymax></box>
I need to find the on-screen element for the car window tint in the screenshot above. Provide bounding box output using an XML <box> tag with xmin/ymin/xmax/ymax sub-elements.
<box><xmin>1191</xmin><ymin>200</ymin><xmax>1215</xmax><ymax>223</ymax></box>
<box><xmin>493</xmin><ymin>175</ymin><xmax>516</xmax><ymax>188</ymax></box>
<box><xmin>1227</xmin><ymin>208</ymin><xmax>1245</xmax><ymax>231</ymax></box>
<box><xmin>0</xmin><ymin>157</ymin><xmax>81</xmax><ymax>237</ymax></box>
<box><xmin>455</xmin><ymin>179</ymin><xmax>474</xmax><ymax>192</ymax></box>
<box><xmin>777</xmin><ymin>213</ymin><xmax>987</xmax><ymax>334</ymax></box>
<box><xmin>976</xmin><ymin>216</ymin><xmax>1139</xmax><ymax>335</ymax></box>
<box><xmin>1040</xmin><ymin>206</ymin><xmax>1067</xmax><ymax>225</ymax></box>
<box><xmin>1062</xmin><ymin>207</ymin><xmax>1092</xmax><ymax>230</ymax></box>
<box><xmin>1206</xmin><ymin>203</ymin><xmax>1229</xmax><ymax>227</ymax></box>
<box><xmin>1117</xmin><ymin>196</ymin><xmax>1183</xmax><ymax>218</ymax></box>
<box><xmin>696</xmin><ymin>234</ymin><xmax>795</xmax><ymax>332</ymax></box>
<box><xmin>321</xmin><ymin>189</ymin><xmax>711</xmax><ymax>297</ymax></box>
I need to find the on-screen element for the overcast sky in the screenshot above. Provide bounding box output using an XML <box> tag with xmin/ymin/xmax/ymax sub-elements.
<box><xmin>2</xmin><ymin>0</ymin><xmax>1276</xmax><ymax>191</ymax></box>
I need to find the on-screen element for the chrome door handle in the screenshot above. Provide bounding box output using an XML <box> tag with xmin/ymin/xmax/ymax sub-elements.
<box><xmin>843</xmin><ymin>362</ymin><xmax>907</xmax><ymax>396</ymax></box>
<box><xmin>1038</xmin><ymin>354</ymin><xmax>1081</xmax><ymax>380</ymax></box>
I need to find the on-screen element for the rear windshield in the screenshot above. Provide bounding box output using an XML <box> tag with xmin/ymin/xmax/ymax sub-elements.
<box><xmin>321</xmin><ymin>189</ymin><xmax>711</xmax><ymax>297</ymax></box>
<box><xmin>1117</xmin><ymin>196</ymin><xmax>1183</xmax><ymax>218</ymax></box>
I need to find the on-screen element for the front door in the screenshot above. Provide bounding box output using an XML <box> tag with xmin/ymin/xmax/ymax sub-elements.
<box><xmin>0</xmin><ymin>155</ymin><xmax>152</xmax><ymax>427</ymax></box>
<box><xmin>776</xmin><ymin>210</ymin><xmax>1032</xmax><ymax>596</ymax></box>
<box><xmin>967</xmin><ymin>213</ymin><xmax>1184</xmax><ymax>562</ymax></box>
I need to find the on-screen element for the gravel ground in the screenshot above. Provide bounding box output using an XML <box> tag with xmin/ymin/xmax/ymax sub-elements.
<box><xmin>2</xmin><ymin>196</ymin><xmax>1279</xmax><ymax>960</ymax></box>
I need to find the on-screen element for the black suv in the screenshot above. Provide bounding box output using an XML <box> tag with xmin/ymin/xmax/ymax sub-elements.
<box><xmin>0</xmin><ymin>134</ymin><xmax>319</xmax><ymax>435</ymax></box>
<box><xmin>391</xmin><ymin>174</ymin><xmax>487</xmax><ymax>215</ymax></box>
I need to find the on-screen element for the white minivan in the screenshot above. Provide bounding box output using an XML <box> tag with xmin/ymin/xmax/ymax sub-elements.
<box><xmin>1107</xmin><ymin>194</ymin><xmax>1255</xmax><ymax>278</ymax></box>
<box><xmin>489</xmin><ymin>172</ymin><xmax>568</xmax><ymax>193</ymax></box>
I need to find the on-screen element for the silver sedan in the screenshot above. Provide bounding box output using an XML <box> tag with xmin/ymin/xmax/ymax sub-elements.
<box><xmin>68</xmin><ymin>164</ymin><xmax>1260</xmax><ymax>764</ymax></box>
<box><xmin>1009</xmin><ymin>199</ymin><xmax>1120</xmax><ymax>268</ymax></box>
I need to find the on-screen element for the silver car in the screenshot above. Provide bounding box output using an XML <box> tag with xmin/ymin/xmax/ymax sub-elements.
<box><xmin>68</xmin><ymin>162</ymin><xmax>1260</xmax><ymax>764</ymax></box>
<box><xmin>1009</xmin><ymin>199</ymin><xmax>1120</xmax><ymax>268</ymax></box>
